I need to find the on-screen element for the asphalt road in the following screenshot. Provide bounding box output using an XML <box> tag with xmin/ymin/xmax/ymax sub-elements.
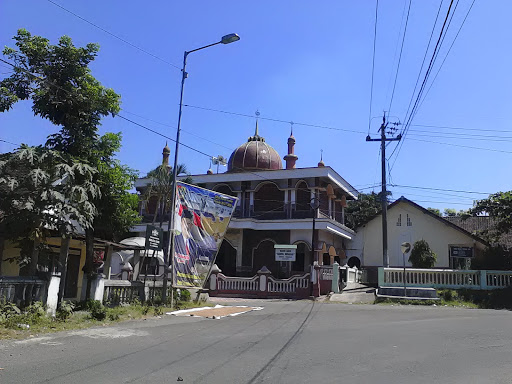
<box><xmin>1</xmin><ymin>299</ymin><xmax>512</xmax><ymax>384</ymax></box>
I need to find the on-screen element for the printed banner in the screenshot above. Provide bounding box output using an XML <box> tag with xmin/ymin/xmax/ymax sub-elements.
<box><xmin>172</xmin><ymin>182</ymin><xmax>238</xmax><ymax>287</ymax></box>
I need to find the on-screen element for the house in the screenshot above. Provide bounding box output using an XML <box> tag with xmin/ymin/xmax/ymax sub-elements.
<box><xmin>134</xmin><ymin>119</ymin><xmax>359</xmax><ymax>278</ymax></box>
<box><xmin>347</xmin><ymin>197</ymin><xmax>488</xmax><ymax>279</ymax></box>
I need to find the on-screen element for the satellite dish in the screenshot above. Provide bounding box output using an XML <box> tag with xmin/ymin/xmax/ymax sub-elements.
<box><xmin>212</xmin><ymin>155</ymin><xmax>227</xmax><ymax>166</ymax></box>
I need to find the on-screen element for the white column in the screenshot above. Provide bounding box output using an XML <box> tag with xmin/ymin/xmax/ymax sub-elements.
<box><xmin>236</xmin><ymin>192</ymin><xmax>242</xmax><ymax>206</ymax></box>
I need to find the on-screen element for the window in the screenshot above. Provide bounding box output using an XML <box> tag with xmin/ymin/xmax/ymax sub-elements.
<box><xmin>397</xmin><ymin>214</ymin><xmax>402</xmax><ymax>226</ymax></box>
<box><xmin>407</xmin><ymin>214</ymin><xmax>412</xmax><ymax>226</ymax></box>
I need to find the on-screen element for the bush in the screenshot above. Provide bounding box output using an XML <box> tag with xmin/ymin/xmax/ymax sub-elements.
<box><xmin>0</xmin><ymin>302</ymin><xmax>22</xmax><ymax>323</ymax></box>
<box><xmin>409</xmin><ymin>239</ymin><xmax>437</xmax><ymax>268</ymax></box>
<box><xmin>56</xmin><ymin>301</ymin><xmax>75</xmax><ymax>321</ymax></box>
<box><xmin>86</xmin><ymin>300</ymin><xmax>107</xmax><ymax>321</ymax></box>
<box><xmin>178</xmin><ymin>289</ymin><xmax>191</xmax><ymax>303</ymax></box>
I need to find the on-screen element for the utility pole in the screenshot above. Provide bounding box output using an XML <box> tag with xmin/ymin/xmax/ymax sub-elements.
<box><xmin>366</xmin><ymin>113</ymin><xmax>401</xmax><ymax>267</ymax></box>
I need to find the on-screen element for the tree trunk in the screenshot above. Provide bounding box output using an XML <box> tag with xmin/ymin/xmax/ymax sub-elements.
<box><xmin>27</xmin><ymin>236</ymin><xmax>41</xmax><ymax>276</ymax></box>
<box><xmin>0</xmin><ymin>235</ymin><xmax>4</xmax><ymax>276</ymax></box>
<box><xmin>57</xmin><ymin>235</ymin><xmax>71</xmax><ymax>305</ymax></box>
<box><xmin>84</xmin><ymin>228</ymin><xmax>95</xmax><ymax>300</ymax></box>
<box><xmin>152</xmin><ymin>196</ymin><xmax>161</xmax><ymax>224</ymax></box>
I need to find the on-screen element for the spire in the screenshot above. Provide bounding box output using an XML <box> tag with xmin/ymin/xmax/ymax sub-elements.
<box><xmin>248</xmin><ymin>109</ymin><xmax>265</xmax><ymax>142</ymax></box>
<box><xmin>318</xmin><ymin>149</ymin><xmax>325</xmax><ymax>167</ymax></box>
<box><xmin>284</xmin><ymin>121</ymin><xmax>298</xmax><ymax>169</ymax></box>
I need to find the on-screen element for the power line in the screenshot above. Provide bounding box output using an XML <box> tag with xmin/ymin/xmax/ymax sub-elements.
<box><xmin>407</xmin><ymin>137</ymin><xmax>512</xmax><ymax>154</ymax></box>
<box><xmin>0</xmin><ymin>138</ymin><xmax>19</xmax><ymax>146</ymax></box>
<box><xmin>368</xmin><ymin>0</ymin><xmax>379</xmax><ymax>135</ymax></box>
<box><xmin>411</xmin><ymin>123</ymin><xmax>510</xmax><ymax>133</ymax></box>
<box><xmin>46</xmin><ymin>0</ymin><xmax>181</xmax><ymax>70</ymax></box>
<box><xmin>402</xmin><ymin>0</ymin><xmax>444</xmax><ymax>123</ymax></box>
<box><xmin>183</xmin><ymin>104</ymin><xmax>368</xmax><ymax>134</ymax></box>
<box><xmin>388</xmin><ymin>0</ymin><xmax>412</xmax><ymax>115</ymax></box>
<box><xmin>390</xmin><ymin>183</ymin><xmax>491</xmax><ymax>195</ymax></box>
<box><xmin>415</xmin><ymin>0</ymin><xmax>477</xmax><ymax>112</ymax></box>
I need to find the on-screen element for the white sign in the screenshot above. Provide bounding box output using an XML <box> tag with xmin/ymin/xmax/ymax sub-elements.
<box><xmin>274</xmin><ymin>244</ymin><xmax>297</xmax><ymax>262</ymax></box>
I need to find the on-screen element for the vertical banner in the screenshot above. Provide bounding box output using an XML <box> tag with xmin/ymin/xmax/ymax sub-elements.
<box><xmin>172</xmin><ymin>182</ymin><xmax>238</xmax><ymax>287</ymax></box>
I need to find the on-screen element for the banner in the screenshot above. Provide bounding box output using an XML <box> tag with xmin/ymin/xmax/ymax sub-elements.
<box><xmin>172</xmin><ymin>181</ymin><xmax>238</xmax><ymax>287</ymax></box>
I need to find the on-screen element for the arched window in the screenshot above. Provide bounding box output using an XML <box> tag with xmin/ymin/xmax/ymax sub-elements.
<box><xmin>254</xmin><ymin>183</ymin><xmax>284</xmax><ymax>212</ymax></box>
<box><xmin>214</xmin><ymin>184</ymin><xmax>236</xmax><ymax>197</ymax></box>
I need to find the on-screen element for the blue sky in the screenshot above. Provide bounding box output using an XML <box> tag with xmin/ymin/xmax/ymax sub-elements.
<box><xmin>1</xmin><ymin>0</ymin><xmax>511</xmax><ymax>211</ymax></box>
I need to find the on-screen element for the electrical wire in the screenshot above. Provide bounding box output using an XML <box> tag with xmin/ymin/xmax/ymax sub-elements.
<box><xmin>46</xmin><ymin>0</ymin><xmax>181</xmax><ymax>70</ymax></box>
<box><xmin>388</xmin><ymin>0</ymin><xmax>412</xmax><ymax>115</ymax></box>
<box><xmin>368</xmin><ymin>0</ymin><xmax>379</xmax><ymax>134</ymax></box>
<box><xmin>0</xmin><ymin>138</ymin><xmax>19</xmax><ymax>146</ymax></box>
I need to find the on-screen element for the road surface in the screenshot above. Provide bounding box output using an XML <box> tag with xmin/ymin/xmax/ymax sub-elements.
<box><xmin>1</xmin><ymin>299</ymin><xmax>511</xmax><ymax>383</ymax></box>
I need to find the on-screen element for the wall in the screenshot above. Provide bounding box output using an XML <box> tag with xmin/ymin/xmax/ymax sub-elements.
<box><xmin>1</xmin><ymin>242</ymin><xmax>20</xmax><ymax>276</ymax></box>
<box><xmin>353</xmin><ymin>201</ymin><xmax>485</xmax><ymax>268</ymax></box>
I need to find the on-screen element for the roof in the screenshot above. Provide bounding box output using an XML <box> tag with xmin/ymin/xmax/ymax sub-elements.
<box><xmin>363</xmin><ymin>196</ymin><xmax>489</xmax><ymax>246</ymax></box>
<box><xmin>445</xmin><ymin>216</ymin><xmax>512</xmax><ymax>248</ymax></box>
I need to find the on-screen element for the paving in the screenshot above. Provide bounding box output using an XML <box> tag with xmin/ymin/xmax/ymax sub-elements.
<box><xmin>330</xmin><ymin>283</ymin><xmax>376</xmax><ymax>303</ymax></box>
<box><xmin>1</xmin><ymin>299</ymin><xmax>512</xmax><ymax>383</ymax></box>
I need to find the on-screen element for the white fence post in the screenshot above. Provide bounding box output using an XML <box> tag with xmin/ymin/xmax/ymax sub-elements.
<box><xmin>45</xmin><ymin>274</ymin><xmax>60</xmax><ymax>316</ymax></box>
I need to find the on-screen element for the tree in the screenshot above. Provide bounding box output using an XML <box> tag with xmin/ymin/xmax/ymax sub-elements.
<box><xmin>443</xmin><ymin>208</ymin><xmax>457</xmax><ymax>217</ymax></box>
<box><xmin>427</xmin><ymin>208</ymin><xmax>441</xmax><ymax>216</ymax></box>
<box><xmin>143</xmin><ymin>163</ymin><xmax>192</xmax><ymax>226</ymax></box>
<box><xmin>0</xmin><ymin>145</ymin><xmax>99</xmax><ymax>274</ymax></box>
<box><xmin>471</xmin><ymin>191</ymin><xmax>512</xmax><ymax>241</ymax></box>
<box><xmin>0</xmin><ymin>30</ymin><xmax>123</xmax><ymax>297</ymax></box>
<box><xmin>408</xmin><ymin>239</ymin><xmax>437</xmax><ymax>268</ymax></box>
<box><xmin>345</xmin><ymin>191</ymin><xmax>392</xmax><ymax>229</ymax></box>
<box><xmin>91</xmin><ymin>132</ymin><xmax>140</xmax><ymax>242</ymax></box>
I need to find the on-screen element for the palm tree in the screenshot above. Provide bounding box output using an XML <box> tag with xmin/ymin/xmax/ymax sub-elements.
<box><xmin>142</xmin><ymin>163</ymin><xmax>193</xmax><ymax>226</ymax></box>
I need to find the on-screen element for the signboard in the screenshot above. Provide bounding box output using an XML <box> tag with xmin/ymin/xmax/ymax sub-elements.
<box><xmin>172</xmin><ymin>182</ymin><xmax>238</xmax><ymax>288</ymax></box>
<box><xmin>450</xmin><ymin>246</ymin><xmax>473</xmax><ymax>258</ymax></box>
<box><xmin>145</xmin><ymin>225</ymin><xmax>163</xmax><ymax>251</ymax></box>
<box><xmin>274</xmin><ymin>244</ymin><xmax>297</xmax><ymax>262</ymax></box>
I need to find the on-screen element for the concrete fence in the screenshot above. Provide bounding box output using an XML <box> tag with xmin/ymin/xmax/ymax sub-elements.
<box><xmin>0</xmin><ymin>275</ymin><xmax>60</xmax><ymax>315</ymax></box>
<box><xmin>378</xmin><ymin>267</ymin><xmax>512</xmax><ymax>290</ymax></box>
<box><xmin>209</xmin><ymin>266</ymin><xmax>311</xmax><ymax>299</ymax></box>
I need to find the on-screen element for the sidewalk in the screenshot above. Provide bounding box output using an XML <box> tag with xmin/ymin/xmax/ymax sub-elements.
<box><xmin>329</xmin><ymin>284</ymin><xmax>376</xmax><ymax>304</ymax></box>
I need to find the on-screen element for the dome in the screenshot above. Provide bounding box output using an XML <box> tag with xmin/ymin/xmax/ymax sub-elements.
<box><xmin>227</xmin><ymin>121</ymin><xmax>282</xmax><ymax>172</ymax></box>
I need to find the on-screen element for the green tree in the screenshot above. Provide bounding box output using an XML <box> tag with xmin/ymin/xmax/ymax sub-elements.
<box><xmin>471</xmin><ymin>191</ymin><xmax>512</xmax><ymax>241</ymax></box>
<box><xmin>427</xmin><ymin>208</ymin><xmax>441</xmax><ymax>216</ymax></box>
<box><xmin>443</xmin><ymin>208</ymin><xmax>457</xmax><ymax>217</ymax></box>
<box><xmin>0</xmin><ymin>30</ymin><xmax>127</xmax><ymax>298</ymax></box>
<box><xmin>92</xmin><ymin>132</ymin><xmax>140</xmax><ymax>242</ymax></box>
<box><xmin>345</xmin><ymin>191</ymin><xmax>392</xmax><ymax>229</ymax></box>
<box><xmin>0</xmin><ymin>145</ymin><xmax>99</xmax><ymax>274</ymax></box>
<box><xmin>408</xmin><ymin>239</ymin><xmax>437</xmax><ymax>268</ymax></box>
<box><xmin>471</xmin><ymin>245</ymin><xmax>512</xmax><ymax>271</ymax></box>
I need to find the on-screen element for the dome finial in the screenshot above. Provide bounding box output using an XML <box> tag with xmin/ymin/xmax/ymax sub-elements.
<box><xmin>290</xmin><ymin>121</ymin><xmax>294</xmax><ymax>137</ymax></box>
<box><xmin>318</xmin><ymin>149</ymin><xmax>325</xmax><ymax>167</ymax></box>
<box><xmin>255</xmin><ymin>109</ymin><xmax>260</xmax><ymax>136</ymax></box>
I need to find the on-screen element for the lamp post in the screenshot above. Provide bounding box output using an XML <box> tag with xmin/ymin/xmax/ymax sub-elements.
<box><xmin>401</xmin><ymin>242</ymin><xmax>411</xmax><ymax>297</ymax></box>
<box><xmin>162</xmin><ymin>33</ymin><xmax>240</xmax><ymax>305</ymax></box>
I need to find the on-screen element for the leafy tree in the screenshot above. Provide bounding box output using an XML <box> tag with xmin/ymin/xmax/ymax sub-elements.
<box><xmin>345</xmin><ymin>191</ymin><xmax>392</xmax><ymax>229</ymax></box>
<box><xmin>471</xmin><ymin>191</ymin><xmax>512</xmax><ymax>241</ymax></box>
<box><xmin>0</xmin><ymin>145</ymin><xmax>99</xmax><ymax>274</ymax></box>
<box><xmin>0</xmin><ymin>30</ymin><xmax>131</xmax><ymax>298</ymax></box>
<box><xmin>443</xmin><ymin>208</ymin><xmax>457</xmax><ymax>217</ymax></box>
<box><xmin>408</xmin><ymin>239</ymin><xmax>437</xmax><ymax>268</ymax></box>
<box><xmin>92</xmin><ymin>132</ymin><xmax>140</xmax><ymax>242</ymax></box>
<box><xmin>471</xmin><ymin>245</ymin><xmax>512</xmax><ymax>271</ymax></box>
<box><xmin>427</xmin><ymin>208</ymin><xmax>441</xmax><ymax>216</ymax></box>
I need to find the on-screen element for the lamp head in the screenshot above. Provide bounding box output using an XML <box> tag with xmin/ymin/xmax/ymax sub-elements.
<box><xmin>221</xmin><ymin>33</ymin><xmax>240</xmax><ymax>44</ymax></box>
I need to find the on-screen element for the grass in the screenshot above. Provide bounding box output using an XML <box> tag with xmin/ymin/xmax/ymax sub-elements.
<box><xmin>374</xmin><ymin>287</ymin><xmax>512</xmax><ymax>310</ymax></box>
<box><xmin>0</xmin><ymin>300</ymin><xmax>211</xmax><ymax>340</ymax></box>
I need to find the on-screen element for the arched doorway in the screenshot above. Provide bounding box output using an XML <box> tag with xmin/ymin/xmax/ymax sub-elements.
<box><xmin>347</xmin><ymin>256</ymin><xmax>361</xmax><ymax>269</ymax></box>
<box><xmin>252</xmin><ymin>239</ymin><xmax>277</xmax><ymax>275</ymax></box>
<box><xmin>215</xmin><ymin>239</ymin><xmax>237</xmax><ymax>276</ymax></box>
<box><xmin>292</xmin><ymin>242</ymin><xmax>311</xmax><ymax>274</ymax></box>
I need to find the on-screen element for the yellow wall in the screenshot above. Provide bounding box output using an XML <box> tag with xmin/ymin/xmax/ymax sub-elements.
<box><xmin>352</xmin><ymin>201</ymin><xmax>486</xmax><ymax>268</ymax></box>
<box><xmin>1</xmin><ymin>242</ymin><xmax>21</xmax><ymax>276</ymax></box>
<box><xmin>1</xmin><ymin>237</ymin><xmax>87</xmax><ymax>300</ymax></box>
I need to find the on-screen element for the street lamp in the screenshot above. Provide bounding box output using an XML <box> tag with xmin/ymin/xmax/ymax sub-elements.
<box><xmin>310</xmin><ymin>197</ymin><xmax>320</xmax><ymax>265</ymax></box>
<box><xmin>401</xmin><ymin>242</ymin><xmax>411</xmax><ymax>297</ymax></box>
<box><xmin>162</xmin><ymin>33</ymin><xmax>240</xmax><ymax>304</ymax></box>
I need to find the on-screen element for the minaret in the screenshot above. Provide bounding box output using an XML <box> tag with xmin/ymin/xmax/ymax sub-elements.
<box><xmin>283</xmin><ymin>122</ymin><xmax>298</xmax><ymax>169</ymax></box>
<box><xmin>162</xmin><ymin>142</ymin><xmax>171</xmax><ymax>166</ymax></box>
